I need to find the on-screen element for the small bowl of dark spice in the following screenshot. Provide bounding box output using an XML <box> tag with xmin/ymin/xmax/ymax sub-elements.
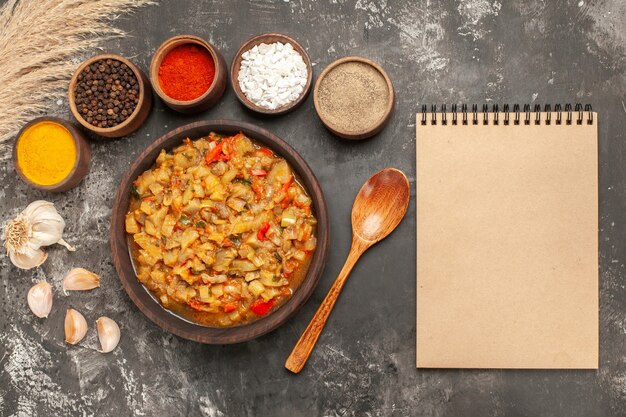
<box><xmin>69</xmin><ymin>54</ymin><xmax>153</xmax><ymax>138</ymax></box>
<box><xmin>150</xmin><ymin>35</ymin><xmax>227</xmax><ymax>114</ymax></box>
<box><xmin>314</xmin><ymin>56</ymin><xmax>394</xmax><ymax>140</ymax></box>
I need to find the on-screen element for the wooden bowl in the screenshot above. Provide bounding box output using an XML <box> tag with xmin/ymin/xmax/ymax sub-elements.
<box><xmin>110</xmin><ymin>120</ymin><xmax>330</xmax><ymax>344</ymax></box>
<box><xmin>314</xmin><ymin>56</ymin><xmax>395</xmax><ymax>140</ymax></box>
<box><xmin>150</xmin><ymin>35</ymin><xmax>228</xmax><ymax>114</ymax></box>
<box><xmin>13</xmin><ymin>117</ymin><xmax>91</xmax><ymax>192</ymax></box>
<box><xmin>68</xmin><ymin>54</ymin><xmax>153</xmax><ymax>138</ymax></box>
<box><xmin>230</xmin><ymin>33</ymin><xmax>313</xmax><ymax>116</ymax></box>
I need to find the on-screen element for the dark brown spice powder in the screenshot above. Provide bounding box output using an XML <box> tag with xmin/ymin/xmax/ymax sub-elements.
<box><xmin>316</xmin><ymin>62</ymin><xmax>389</xmax><ymax>133</ymax></box>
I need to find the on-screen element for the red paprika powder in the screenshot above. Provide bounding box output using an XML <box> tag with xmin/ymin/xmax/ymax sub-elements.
<box><xmin>158</xmin><ymin>44</ymin><xmax>215</xmax><ymax>101</ymax></box>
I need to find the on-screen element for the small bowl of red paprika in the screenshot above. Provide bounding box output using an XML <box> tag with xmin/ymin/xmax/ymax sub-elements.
<box><xmin>150</xmin><ymin>35</ymin><xmax>227</xmax><ymax>114</ymax></box>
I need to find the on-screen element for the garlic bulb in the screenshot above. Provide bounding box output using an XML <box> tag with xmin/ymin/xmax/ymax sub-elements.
<box><xmin>27</xmin><ymin>281</ymin><xmax>53</xmax><ymax>318</ymax></box>
<box><xmin>64</xmin><ymin>308</ymin><xmax>88</xmax><ymax>345</ymax></box>
<box><xmin>96</xmin><ymin>317</ymin><xmax>120</xmax><ymax>353</ymax></box>
<box><xmin>62</xmin><ymin>268</ymin><xmax>100</xmax><ymax>295</ymax></box>
<box><xmin>3</xmin><ymin>200</ymin><xmax>75</xmax><ymax>270</ymax></box>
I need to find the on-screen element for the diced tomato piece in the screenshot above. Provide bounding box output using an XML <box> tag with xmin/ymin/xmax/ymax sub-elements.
<box><xmin>250</xmin><ymin>168</ymin><xmax>267</xmax><ymax>176</ymax></box>
<box><xmin>250</xmin><ymin>299</ymin><xmax>274</xmax><ymax>316</ymax></box>
<box><xmin>252</xmin><ymin>182</ymin><xmax>264</xmax><ymax>200</ymax></box>
<box><xmin>222</xmin><ymin>302</ymin><xmax>238</xmax><ymax>313</ymax></box>
<box><xmin>205</xmin><ymin>143</ymin><xmax>223</xmax><ymax>164</ymax></box>
<box><xmin>258</xmin><ymin>148</ymin><xmax>273</xmax><ymax>157</ymax></box>
<box><xmin>281</xmin><ymin>175</ymin><xmax>293</xmax><ymax>194</ymax></box>
<box><xmin>189</xmin><ymin>300</ymin><xmax>205</xmax><ymax>311</ymax></box>
<box><xmin>257</xmin><ymin>222</ymin><xmax>270</xmax><ymax>241</ymax></box>
<box><xmin>222</xmin><ymin>139</ymin><xmax>233</xmax><ymax>156</ymax></box>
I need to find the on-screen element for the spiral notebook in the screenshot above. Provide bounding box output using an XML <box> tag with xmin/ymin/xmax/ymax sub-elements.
<box><xmin>416</xmin><ymin>104</ymin><xmax>598</xmax><ymax>369</ymax></box>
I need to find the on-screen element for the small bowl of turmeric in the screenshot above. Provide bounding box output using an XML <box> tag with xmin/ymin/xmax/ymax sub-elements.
<box><xmin>13</xmin><ymin>117</ymin><xmax>92</xmax><ymax>192</ymax></box>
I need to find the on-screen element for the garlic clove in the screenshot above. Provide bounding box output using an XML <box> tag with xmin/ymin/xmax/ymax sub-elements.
<box><xmin>31</xmin><ymin>219</ymin><xmax>75</xmax><ymax>251</ymax></box>
<box><xmin>24</xmin><ymin>201</ymin><xmax>64</xmax><ymax>226</ymax></box>
<box><xmin>22</xmin><ymin>200</ymin><xmax>55</xmax><ymax>218</ymax></box>
<box><xmin>64</xmin><ymin>308</ymin><xmax>88</xmax><ymax>345</ymax></box>
<box><xmin>10</xmin><ymin>247</ymin><xmax>48</xmax><ymax>270</ymax></box>
<box><xmin>56</xmin><ymin>238</ymin><xmax>76</xmax><ymax>251</ymax></box>
<box><xmin>96</xmin><ymin>317</ymin><xmax>120</xmax><ymax>353</ymax></box>
<box><xmin>27</xmin><ymin>281</ymin><xmax>53</xmax><ymax>318</ymax></box>
<box><xmin>62</xmin><ymin>268</ymin><xmax>100</xmax><ymax>295</ymax></box>
<box><xmin>30</xmin><ymin>218</ymin><xmax>63</xmax><ymax>246</ymax></box>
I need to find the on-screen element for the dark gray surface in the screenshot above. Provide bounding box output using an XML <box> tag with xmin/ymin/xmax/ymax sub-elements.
<box><xmin>1</xmin><ymin>0</ymin><xmax>625</xmax><ymax>416</ymax></box>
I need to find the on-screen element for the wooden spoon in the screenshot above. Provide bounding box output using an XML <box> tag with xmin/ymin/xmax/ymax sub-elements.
<box><xmin>285</xmin><ymin>168</ymin><xmax>410</xmax><ymax>373</ymax></box>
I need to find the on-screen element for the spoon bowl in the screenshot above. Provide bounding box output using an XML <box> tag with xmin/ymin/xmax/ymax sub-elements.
<box><xmin>352</xmin><ymin>168</ymin><xmax>410</xmax><ymax>243</ymax></box>
<box><xmin>285</xmin><ymin>168</ymin><xmax>410</xmax><ymax>373</ymax></box>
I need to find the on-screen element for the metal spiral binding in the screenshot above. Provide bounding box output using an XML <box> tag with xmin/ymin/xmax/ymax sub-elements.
<box><xmin>523</xmin><ymin>104</ymin><xmax>531</xmax><ymax>125</ymax></box>
<box><xmin>419</xmin><ymin>104</ymin><xmax>594</xmax><ymax>126</ymax></box>
<box><xmin>513</xmin><ymin>104</ymin><xmax>520</xmax><ymax>125</ymax></box>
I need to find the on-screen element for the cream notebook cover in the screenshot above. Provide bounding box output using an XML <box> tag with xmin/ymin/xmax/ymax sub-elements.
<box><xmin>416</xmin><ymin>105</ymin><xmax>598</xmax><ymax>369</ymax></box>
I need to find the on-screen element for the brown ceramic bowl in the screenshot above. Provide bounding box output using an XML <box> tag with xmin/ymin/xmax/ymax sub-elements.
<box><xmin>314</xmin><ymin>56</ymin><xmax>394</xmax><ymax>140</ymax></box>
<box><xmin>110</xmin><ymin>120</ymin><xmax>329</xmax><ymax>344</ymax></box>
<box><xmin>150</xmin><ymin>35</ymin><xmax>228</xmax><ymax>114</ymax></box>
<box><xmin>230</xmin><ymin>33</ymin><xmax>313</xmax><ymax>116</ymax></box>
<box><xmin>13</xmin><ymin>117</ymin><xmax>91</xmax><ymax>192</ymax></box>
<box><xmin>68</xmin><ymin>54</ymin><xmax>153</xmax><ymax>138</ymax></box>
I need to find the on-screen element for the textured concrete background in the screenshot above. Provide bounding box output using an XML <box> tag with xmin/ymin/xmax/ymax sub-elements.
<box><xmin>1</xmin><ymin>0</ymin><xmax>626</xmax><ymax>416</ymax></box>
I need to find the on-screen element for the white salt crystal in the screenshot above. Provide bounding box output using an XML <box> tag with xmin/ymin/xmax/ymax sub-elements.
<box><xmin>238</xmin><ymin>41</ymin><xmax>308</xmax><ymax>110</ymax></box>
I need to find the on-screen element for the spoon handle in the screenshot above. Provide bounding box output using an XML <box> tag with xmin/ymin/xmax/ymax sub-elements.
<box><xmin>285</xmin><ymin>237</ymin><xmax>368</xmax><ymax>373</ymax></box>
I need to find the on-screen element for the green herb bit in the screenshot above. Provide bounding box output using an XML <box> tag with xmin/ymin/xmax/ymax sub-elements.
<box><xmin>234</xmin><ymin>178</ymin><xmax>252</xmax><ymax>186</ymax></box>
<box><xmin>196</xmin><ymin>220</ymin><xmax>207</xmax><ymax>228</ymax></box>
<box><xmin>272</xmin><ymin>275</ymin><xmax>280</xmax><ymax>282</ymax></box>
<box><xmin>274</xmin><ymin>253</ymin><xmax>283</xmax><ymax>263</ymax></box>
<box><xmin>130</xmin><ymin>185</ymin><xmax>141</xmax><ymax>199</ymax></box>
<box><xmin>179</xmin><ymin>215</ymin><xmax>191</xmax><ymax>226</ymax></box>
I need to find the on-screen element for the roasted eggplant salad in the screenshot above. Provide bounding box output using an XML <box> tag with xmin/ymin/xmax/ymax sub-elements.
<box><xmin>125</xmin><ymin>132</ymin><xmax>317</xmax><ymax>327</ymax></box>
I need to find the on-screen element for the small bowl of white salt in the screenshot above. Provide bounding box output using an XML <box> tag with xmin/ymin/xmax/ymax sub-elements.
<box><xmin>231</xmin><ymin>33</ymin><xmax>313</xmax><ymax>116</ymax></box>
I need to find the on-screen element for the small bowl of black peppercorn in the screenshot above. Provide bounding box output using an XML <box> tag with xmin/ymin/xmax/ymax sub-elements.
<box><xmin>69</xmin><ymin>54</ymin><xmax>153</xmax><ymax>138</ymax></box>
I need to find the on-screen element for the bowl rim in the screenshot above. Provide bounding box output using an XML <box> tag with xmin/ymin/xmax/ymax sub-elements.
<box><xmin>149</xmin><ymin>34</ymin><xmax>224</xmax><ymax>107</ymax></box>
<box><xmin>12</xmin><ymin>116</ymin><xmax>88</xmax><ymax>192</ymax></box>
<box><xmin>230</xmin><ymin>32</ymin><xmax>313</xmax><ymax>116</ymax></box>
<box><xmin>68</xmin><ymin>53</ymin><xmax>147</xmax><ymax>134</ymax></box>
<box><xmin>313</xmin><ymin>56</ymin><xmax>395</xmax><ymax>140</ymax></box>
<box><xmin>110</xmin><ymin>120</ymin><xmax>330</xmax><ymax>344</ymax></box>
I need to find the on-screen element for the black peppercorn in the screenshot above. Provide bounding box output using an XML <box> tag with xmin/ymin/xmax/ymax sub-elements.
<box><xmin>74</xmin><ymin>58</ymin><xmax>140</xmax><ymax>128</ymax></box>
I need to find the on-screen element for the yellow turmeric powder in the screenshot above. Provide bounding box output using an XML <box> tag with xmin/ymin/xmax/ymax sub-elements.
<box><xmin>16</xmin><ymin>121</ymin><xmax>77</xmax><ymax>186</ymax></box>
